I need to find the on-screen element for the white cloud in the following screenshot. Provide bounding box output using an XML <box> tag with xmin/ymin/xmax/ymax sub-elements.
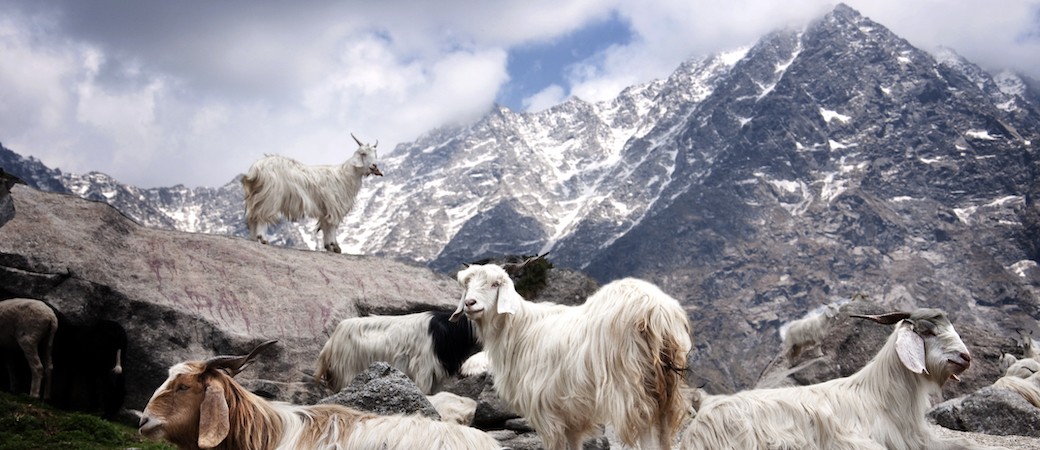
<box><xmin>522</xmin><ymin>84</ymin><xmax>568</xmax><ymax>112</ymax></box>
<box><xmin>0</xmin><ymin>0</ymin><xmax>1037</xmax><ymax>188</ymax></box>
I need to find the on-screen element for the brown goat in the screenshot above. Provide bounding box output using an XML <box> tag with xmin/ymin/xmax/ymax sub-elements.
<box><xmin>138</xmin><ymin>340</ymin><xmax>502</xmax><ymax>450</ymax></box>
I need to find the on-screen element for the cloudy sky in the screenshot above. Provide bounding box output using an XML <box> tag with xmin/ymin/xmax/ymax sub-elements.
<box><xmin>1</xmin><ymin>1</ymin><xmax>1038</xmax><ymax>188</ymax></box>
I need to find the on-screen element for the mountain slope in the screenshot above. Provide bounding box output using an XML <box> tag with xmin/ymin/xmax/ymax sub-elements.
<box><xmin>582</xmin><ymin>3</ymin><xmax>1040</xmax><ymax>390</ymax></box>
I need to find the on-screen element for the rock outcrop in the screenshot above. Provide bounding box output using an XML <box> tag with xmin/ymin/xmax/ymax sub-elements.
<box><xmin>0</xmin><ymin>185</ymin><xmax>461</xmax><ymax>413</ymax></box>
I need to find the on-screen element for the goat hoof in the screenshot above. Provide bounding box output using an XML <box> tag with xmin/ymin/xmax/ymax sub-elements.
<box><xmin>256</xmin><ymin>237</ymin><xmax>269</xmax><ymax>245</ymax></box>
<box><xmin>325</xmin><ymin>243</ymin><xmax>341</xmax><ymax>253</ymax></box>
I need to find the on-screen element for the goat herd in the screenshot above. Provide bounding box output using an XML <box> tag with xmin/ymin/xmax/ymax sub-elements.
<box><xmin>0</xmin><ymin>137</ymin><xmax>1023</xmax><ymax>449</ymax></box>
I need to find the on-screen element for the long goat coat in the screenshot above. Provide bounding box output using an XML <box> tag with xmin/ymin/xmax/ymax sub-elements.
<box><xmin>451</xmin><ymin>264</ymin><xmax>692</xmax><ymax>450</ymax></box>
<box><xmin>314</xmin><ymin>311</ymin><xmax>479</xmax><ymax>394</ymax></box>
<box><xmin>681</xmin><ymin>309</ymin><xmax>980</xmax><ymax>450</ymax></box>
<box><xmin>139</xmin><ymin>341</ymin><xmax>501</xmax><ymax>450</ymax></box>
<box><xmin>241</xmin><ymin>136</ymin><xmax>380</xmax><ymax>253</ymax></box>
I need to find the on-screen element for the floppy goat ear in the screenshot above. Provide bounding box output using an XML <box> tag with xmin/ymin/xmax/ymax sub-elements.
<box><xmin>895</xmin><ymin>324</ymin><xmax>927</xmax><ymax>374</ymax></box>
<box><xmin>495</xmin><ymin>276</ymin><xmax>523</xmax><ymax>315</ymax></box>
<box><xmin>198</xmin><ymin>381</ymin><xmax>230</xmax><ymax>448</ymax></box>
<box><xmin>853</xmin><ymin>312</ymin><xmax>926</xmax><ymax>374</ymax></box>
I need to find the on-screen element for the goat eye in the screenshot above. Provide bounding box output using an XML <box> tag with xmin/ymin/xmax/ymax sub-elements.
<box><xmin>915</xmin><ymin>320</ymin><xmax>937</xmax><ymax>336</ymax></box>
<box><xmin>490</xmin><ymin>281</ymin><xmax>500</xmax><ymax>288</ymax></box>
<box><xmin>176</xmin><ymin>384</ymin><xmax>190</xmax><ymax>392</ymax></box>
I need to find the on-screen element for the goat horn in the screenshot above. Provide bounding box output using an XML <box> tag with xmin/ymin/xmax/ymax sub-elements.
<box><xmin>374</xmin><ymin>139</ymin><xmax>378</xmax><ymax>148</ymax></box>
<box><xmin>351</xmin><ymin>133</ymin><xmax>363</xmax><ymax>146</ymax></box>
<box><xmin>501</xmin><ymin>252</ymin><xmax>550</xmax><ymax>274</ymax></box>
<box><xmin>849</xmin><ymin>312</ymin><xmax>911</xmax><ymax>325</ymax></box>
<box><xmin>203</xmin><ymin>340</ymin><xmax>279</xmax><ymax>377</ymax></box>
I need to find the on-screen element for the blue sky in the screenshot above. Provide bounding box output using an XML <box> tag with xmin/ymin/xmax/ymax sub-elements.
<box><xmin>499</xmin><ymin>13</ymin><xmax>633</xmax><ymax>111</ymax></box>
<box><xmin>0</xmin><ymin>0</ymin><xmax>1038</xmax><ymax>188</ymax></box>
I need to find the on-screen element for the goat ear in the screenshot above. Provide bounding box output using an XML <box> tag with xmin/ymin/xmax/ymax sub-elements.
<box><xmin>197</xmin><ymin>382</ymin><xmax>230</xmax><ymax>448</ymax></box>
<box><xmin>895</xmin><ymin>326</ymin><xmax>927</xmax><ymax>374</ymax></box>
<box><xmin>495</xmin><ymin>279</ymin><xmax>522</xmax><ymax>316</ymax></box>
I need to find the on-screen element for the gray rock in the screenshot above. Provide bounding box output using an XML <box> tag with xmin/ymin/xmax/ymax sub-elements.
<box><xmin>318</xmin><ymin>362</ymin><xmax>439</xmax><ymax>419</ymax></box>
<box><xmin>0</xmin><ymin>188</ymin><xmax>13</xmax><ymax>228</ymax></box>
<box><xmin>929</xmin><ymin>386</ymin><xmax>1040</xmax><ymax>437</ymax></box>
<box><xmin>0</xmin><ymin>185</ymin><xmax>462</xmax><ymax>413</ymax></box>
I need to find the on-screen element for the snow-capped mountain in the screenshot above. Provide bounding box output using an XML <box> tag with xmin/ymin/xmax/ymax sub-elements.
<box><xmin>3</xmin><ymin>3</ymin><xmax>1038</xmax><ymax>392</ymax></box>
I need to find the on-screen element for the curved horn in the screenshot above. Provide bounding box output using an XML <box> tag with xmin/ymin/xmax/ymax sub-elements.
<box><xmin>351</xmin><ymin>133</ymin><xmax>363</xmax><ymax>147</ymax></box>
<box><xmin>203</xmin><ymin>340</ymin><xmax>278</xmax><ymax>377</ymax></box>
<box><xmin>850</xmin><ymin>312</ymin><xmax>911</xmax><ymax>325</ymax></box>
<box><xmin>500</xmin><ymin>252</ymin><xmax>550</xmax><ymax>275</ymax></box>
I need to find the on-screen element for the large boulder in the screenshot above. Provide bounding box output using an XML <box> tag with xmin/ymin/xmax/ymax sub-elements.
<box><xmin>0</xmin><ymin>185</ymin><xmax>461</xmax><ymax>414</ymax></box>
<box><xmin>319</xmin><ymin>362</ymin><xmax>439</xmax><ymax>419</ymax></box>
<box><xmin>930</xmin><ymin>386</ymin><xmax>1040</xmax><ymax>437</ymax></box>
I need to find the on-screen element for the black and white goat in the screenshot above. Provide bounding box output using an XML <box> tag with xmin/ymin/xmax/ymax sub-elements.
<box><xmin>49</xmin><ymin>318</ymin><xmax>128</xmax><ymax>419</ymax></box>
<box><xmin>315</xmin><ymin>310</ymin><xmax>480</xmax><ymax>394</ymax></box>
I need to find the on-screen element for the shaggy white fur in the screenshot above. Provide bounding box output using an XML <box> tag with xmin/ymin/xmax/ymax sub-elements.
<box><xmin>241</xmin><ymin>133</ymin><xmax>381</xmax><ymax>253</ymax></box>
<box><xmin>139</xmin><ymin>341</ymin><xmax>501</xmax><ymax>450</ymax></box>
<box><xmin>450</xmin><ymin>264</ymin><xmax>692</xmax><ymax>450</ymax></box>
<box><xmin>681</xmin><ymin>308</ymin><xmax>997</xmax><ymax>450</ymax></box>
<box><xmin>780</xmin><ymin>303</ymin><xmax>839</xmax><ymax>362</ymax></box>
<box><xmin>314</xmin><ymin>311</ymin><xmax>478</xmax><ymax>394</ymax></box>
<box><xmin>427</xmin><ymin>391</ymin><xmax>478</xmax><ymax>425</ymax></box>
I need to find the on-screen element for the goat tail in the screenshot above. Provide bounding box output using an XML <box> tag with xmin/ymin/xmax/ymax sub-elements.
<box><xmin>313</xmin><ymin>345</ymin><xmax>335</xmax><ymax>390</ymax></box>
<box><xmin>643</xmin><ymin>302</ymin><xmax>693</xmax><ymax>443</ymax></box>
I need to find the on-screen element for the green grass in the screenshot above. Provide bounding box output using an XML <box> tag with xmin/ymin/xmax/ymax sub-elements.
<box><xmin>0</xmin><ymin>391</ymin><xmax>174</xmax><ymax>450</ymax></box>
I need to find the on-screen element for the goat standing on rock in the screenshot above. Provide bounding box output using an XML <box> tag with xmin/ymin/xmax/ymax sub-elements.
<box><xmin>242</xmin><ymin>133</ymin><xmax>382</xmax><ymax>253</ymax></box>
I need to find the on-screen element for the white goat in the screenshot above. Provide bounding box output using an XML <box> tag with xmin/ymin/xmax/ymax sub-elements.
<box><xmin>314</xmin><ymin>311</ymin><xmax>480</xmax><ymax>394</ymax></box>
<box><xmin>0</xmin><ymin>298</ymin><xmax>58</xmax><ymax>399</ymax></box>
<box><xmin>138</xmin><ymin>341</ymin><xmax>502</xmax><ymax>450</ymax></box>
<box><xmin>780</xmin><ymin>303</ymin><xmax>839</xmax><ymax>362</ymax></box>
<box><xmin>1000</xmin><ymin>354</ymin><xmax>1040</xmax><ymax>378</ymax></box>
<box><xmin>427</xmin><ymin>391</ymin><xmax>478</xmax><ymax>425</ymax></box>
<box><xmin>993</xmin><ymin>371</ymin><xmax>1040</xmax><ymax>408</ymax></box>
<box><xmin>242</xmin><ymin>133</ymin><xmax>382</xmax><ymax>253</ymax></box>
<box><xmin>449</xmin><ymin>264</ymin><xmax>692</xmax><ymax>450</ymax></box>
<box><xmin>680</xmin><ymin>308</ymin><xmax>998</xmax><ymax>450</ymax></box>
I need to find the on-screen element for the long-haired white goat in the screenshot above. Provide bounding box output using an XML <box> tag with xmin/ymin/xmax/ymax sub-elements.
<box><xmin>680</xmin><ymin>308</ymin><xmax>999</xmax><ymax>450</ymax></box>
<box><xmin>241</xmin><ymin>133</ymin><xmax>382</xmax><ymax>253</ymax></box>
<box><xmin>138</xmin><ymin>341</ymin><xmax>502</xmax><ymax>450</ymax></box>
<box><xmin>449</xmin><ymin>264</ymin><xmax>692</xmax><ymax>450</ymax></box>
<box><xmin>780</xmin><ymin>303</ymin><xmax>839</xmax><ymax>362</ymax></box>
